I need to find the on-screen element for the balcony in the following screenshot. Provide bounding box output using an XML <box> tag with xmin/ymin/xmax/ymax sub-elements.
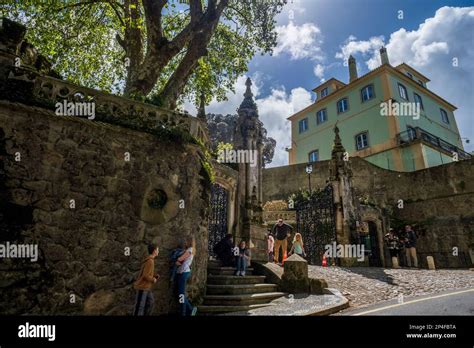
<box><xmin>397</xmin><ymin>127</ymin><xmax>472</xmax><ymax>160</ymax></box>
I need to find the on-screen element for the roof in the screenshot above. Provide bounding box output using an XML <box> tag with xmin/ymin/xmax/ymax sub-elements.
<box><xmin>311</xmin><ymin>78</ymin><xmax>346</xmax><ymax>92</ymax></box>
<box><xmin>395</xmin><ymin>63</ymin><xmax>431</xmax><ymax>82</ymax></box>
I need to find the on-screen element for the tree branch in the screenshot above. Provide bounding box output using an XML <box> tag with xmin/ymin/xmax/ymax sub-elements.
<box><xmin>189</xmin><ymin>0</ymin><xmax>203</xmax><ymax>24</ymax></box>
<box><xmin>158</xmin><ymin>0</ymin><xmax>229</xmax><ymax>109</ymax></box>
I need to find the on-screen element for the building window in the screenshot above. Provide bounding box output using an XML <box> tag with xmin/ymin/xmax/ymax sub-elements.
<box><xmin>299</xmin><ymin>118</ymin><xmax>308</xmax><ymax>133</ymax></box>
<box><xmin>440</xmin><ymin>109</ymin><xmax>449</xmax><ymax>124</ymax></box>
<box><xmin>406</xmin><ymin>72</ymin><xmax>413</xmax><ymax>79</ymax></box>
<box><xmin>316</xmin><ymin>109</ymin><xmax>327</xmax><ymax>124</ymax></box>
<box><xmin>308</xmin><ymin>150</ymin><xmax>319</xmax><ymax>162</ymax></box>
<box><xmin>355</xmin><ymin>132</ymin><xmax>369</xmax><ymax>150</ymax></box>
<box><xmin>321</xmin><ymin>87</ymin><xmax>328</xmax><ymax>98</ymax></box>
<box><xmin>337</xmin><ymin>98</ymin><xmax>349</xmax><ymax>113</ymax></box>
<box><xmin>413</xmin><ymin>93</ymin><xmax>424</xmax><ymax>110</ymax></box>
<box><xmin>417</xmin><ymin>79</ymin><xmax>424</xmax><ymax>87</ymax></box>
<box><xmin>407</xmin><ymin>126</ymin><xmax>416</xmax><ymax>141</ymax></box>
<box><xmin>398</xmin><ymin>83</ymin><xmax>408</xmax><ymax>100</ymax></box>
<box><xmin>361</xmin><ymin>84</ymin><xmax>375</xmax><ymax>102</ymax></box>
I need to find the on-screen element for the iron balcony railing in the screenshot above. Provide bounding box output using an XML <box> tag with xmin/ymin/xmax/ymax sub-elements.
<box><xmin>397</xmin><ymin>127</ymin><xmax>472</xmax><ymax>160</ymax></box>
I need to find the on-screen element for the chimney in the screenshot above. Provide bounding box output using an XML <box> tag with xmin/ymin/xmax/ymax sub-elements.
<box><xmin>380</xmin><ymin>46</ymin><xmax>389</xmax><ymax>65</ymax></box>
<box><xmin>348</xmin><ymin>55</ymin><xmax>357</xmax><ymax>83</ymax></box>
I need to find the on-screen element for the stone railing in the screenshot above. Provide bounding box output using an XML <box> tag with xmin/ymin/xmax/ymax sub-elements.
<box><xmin>3</xmin><ymin>63</ymin><xmax>210</xmax><ymax>147</ymax></box>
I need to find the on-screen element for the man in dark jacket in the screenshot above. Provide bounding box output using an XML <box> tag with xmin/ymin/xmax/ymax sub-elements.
<box><xmin>213</xmin><ymin>234</ymin><xmax>235</xmax><ymax>266</ymax></box>
<box><xmin>404</xmin><ymin>225</ymin><xmax>418</xmax><ymax>268</ymax></box>
<box><xmin>271</xmin><ymin>219</ymin><xmax>293</xmax><ymax>264</ymax></box>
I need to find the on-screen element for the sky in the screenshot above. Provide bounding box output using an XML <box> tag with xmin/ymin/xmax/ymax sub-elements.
<box><xmin>185</xmin><ymin>0</ymin><xmax>474</xmax><ymax>168</ymax></box>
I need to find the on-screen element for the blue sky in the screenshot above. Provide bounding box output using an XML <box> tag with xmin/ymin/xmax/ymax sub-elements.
<box><xmin>253</xmin><ymin>0</ymin><xmax>474</xmax><ymax>95</ymax></box>
<box><xmin>187</xmin><ymin>0</ymin><xmax>474</xmax><ymax>167</ymax></box>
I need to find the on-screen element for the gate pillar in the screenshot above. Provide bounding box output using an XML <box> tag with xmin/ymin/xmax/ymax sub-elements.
<box><xmin>329</xmin><ymin>125</ymin><xmax>361</xmax><ymax>266</ymax></box>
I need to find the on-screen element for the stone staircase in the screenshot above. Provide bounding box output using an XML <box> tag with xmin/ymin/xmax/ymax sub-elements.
<box><xmin>198</xmin><ymin>260</ymin><xmax>285</xmax><ymax>314</ymax></box>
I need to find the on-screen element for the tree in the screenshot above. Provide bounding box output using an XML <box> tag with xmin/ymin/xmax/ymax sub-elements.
<box><xmin>207</xmin><ymin>113</ymin><xmax>276</xmax><ymax>167</ymax></box>
<box><xmin>1</xmin><ymin>0</ymin><xmax>286</xmax><ymax>109</ymax></box>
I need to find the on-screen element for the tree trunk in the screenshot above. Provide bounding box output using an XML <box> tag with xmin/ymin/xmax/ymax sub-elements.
<box><xmin>122</xmin><ymin>0</ymin><xmax>228</xmax><ymax>109</ymax></box>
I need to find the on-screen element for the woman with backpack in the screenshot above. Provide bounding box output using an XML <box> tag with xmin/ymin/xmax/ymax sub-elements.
<box><xmin>175</xmin><ymin>235</ymin><xmax>197</xmax><ymax>316</ymax></box>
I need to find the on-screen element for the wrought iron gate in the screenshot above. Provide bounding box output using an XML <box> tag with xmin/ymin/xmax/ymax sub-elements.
<box><xmin>208</xmin><ymin>183</ymin><xmax>229</xmax><ymax>256</ymax></box>
<box><xmin>295</xmin><ymin>185</ymin><xmax>336</xmax><ymax>265</ymax></box>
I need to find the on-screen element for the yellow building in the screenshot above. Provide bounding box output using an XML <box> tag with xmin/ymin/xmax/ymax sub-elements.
<box><xmin>287</xmin><ymin>47</ymin><xmax>470</xmax><ymax>171</ymax></box>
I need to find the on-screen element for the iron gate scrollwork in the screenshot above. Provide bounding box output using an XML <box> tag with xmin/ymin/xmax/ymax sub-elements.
<box><xmin>295</xmin><ymin>184</ymin><xmax>337</xmax><ymax>265</ymax></box>
<box><xmin>208</xmin><ymin>183</ymin><xmax>229</xmax><ymax>256</ymax></box>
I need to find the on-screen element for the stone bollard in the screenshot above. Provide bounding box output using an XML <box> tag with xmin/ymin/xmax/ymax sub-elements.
<box><xmin>391</xmin><ymin>256</ymin><xmax>400</xmax><ymax>269</ymax></box>
<box><xmin>280</xmin><ymin>254</ymin><xmax>309</xmax><ymax>293</ymax></box>
<box><xmin>427</xmin><ymin>256</ymin><xmax>436</xmax><ymax>270</ymax></box>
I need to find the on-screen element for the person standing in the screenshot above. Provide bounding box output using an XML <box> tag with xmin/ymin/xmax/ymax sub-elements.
<box><xmin>267</xmin><ymin>232</ymin><xmax>275</xmax><ymax>262</ymax></box>
<box><xmin>271</xmin><ymin>219</ymin><xmax>293</xmax><ymax>265</ymax></box>
<box><xmin>384</xmin><ymin>228</ymin><xmax>399</xmax><ymax>267</ymax></box>
<box><xmin>404</xmin><ymin>225</ymin><xmax>418</xmax><ymax>268</ymax></box>
<box><xmin>133</xmin><ymin>243</ymin><xmax>159</xmax><ymax>316</ymax></box>
<box><xmin>176</xmin><ymin>236</ymin><xmax>197</xmax><ymax>316</ymax></box>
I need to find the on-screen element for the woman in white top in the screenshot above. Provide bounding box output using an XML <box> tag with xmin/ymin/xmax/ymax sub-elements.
<box><xmin>176</xmin><ymin>236</ymin><xmax>197</xmax><ymax>316</ymax></box>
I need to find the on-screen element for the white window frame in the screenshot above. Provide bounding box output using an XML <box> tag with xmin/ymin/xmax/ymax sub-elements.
<box><xmin>308</xmin><ymin>150</ymin><xmax>319</xmax><ymax>162</ymax></box>
<box><xmin>361</xmin><ymin>84</ymin><xmax>374</xmax><ymax>102</ymax></box>
<box><xmin>413</xmin><ymin>93</ymin><xmax>424</xmax><ymax>110</ymax></box>
<box><xmin>299</xmin><ymin>118</ymin><xmax>309</xmax><ymax>133</ymax></box>
<box><xmin>337</xmin><ymin>98</ymin><xmax>349</xmax><ymax>114</ymax></box>
<box><xmin>440</xmin><ymin>109</ymin><xmax>449</xmax><ymax>124</ymax></box>
<box><xmin>355</xmin><ymin>132</ymin><xmax>369</xmax><ymax>150</ymax></box>
<box><xmin>398</xmin><ymin>83</ymin><xmax>408</xmax><ymax>100</ymax></box>
<box><xmin>321</xmin><ymin>87</ymin><xmax>328</xmax><ymax>98</ymax></box>
<box><xmin>316</xmin><ymin>109</ymin><xmax>327</xmax><ymax>124</ymax></box>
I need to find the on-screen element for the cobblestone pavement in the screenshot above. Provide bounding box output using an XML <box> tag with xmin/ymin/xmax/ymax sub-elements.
<box><xmin>308</xmin><ymin>266</ymin><xmax>474</xmax><ymax>310</ymax></box>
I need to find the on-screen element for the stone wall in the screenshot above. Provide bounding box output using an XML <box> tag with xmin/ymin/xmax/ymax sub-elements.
<box><xmin>0</xmin><ymin>100</ymin><xmax>211</xmax><ymax>314</ymax></box>
<box><xmin>263</xmin><ymin>157</ymin><xmax>474</xmax><ymax>268</ymax></box>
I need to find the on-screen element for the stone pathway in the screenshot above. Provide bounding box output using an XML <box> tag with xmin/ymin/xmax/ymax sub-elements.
<box><xmin>222</xmin><ymin>289</ymin><xmax>348</xmax><ymax>316</ymax></box>
<box><xmin>308</xmin><ymin>266</ymin><xmax>474</xmax><ymax>311</ymax></box>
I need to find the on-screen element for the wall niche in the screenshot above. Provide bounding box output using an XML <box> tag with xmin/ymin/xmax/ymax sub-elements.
<box><xmin>140</xmin><ymin>185</ymin><xmax>178</xmax><ymax>225</ymax></box>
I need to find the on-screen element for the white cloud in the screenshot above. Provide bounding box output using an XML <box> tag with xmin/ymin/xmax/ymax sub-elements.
<box><xmin>336</xmin><ymin>6</ymin><xmax>474</xmax><ymax>152</ymax></box>
<box><xmin>183</xmin><ymin>74</ymin><xmax>313</xmax><ymax>167</ymax></box>
<box><xmin>335</xmin><ymin>35</ymin><xmax>385</xmax><ymax>68</ymax></box>
<box><xmin>256</xmin><ymin>87</ymin><xmax>313</xmax><ymax>167</ymax></box>
<box><xmin>313</xmin><ymin>63</ymin><xmax>325</xmax><ymax>82</ymax></box>
<box><xmin>181</xmin><ymin>75</ymin><xmax>256</xmax><ymax>116</ymax></box>
<box><xmin>274</xmin><ymin>21</ymin><xmax>324</xmax><ymax>61</ymax></box>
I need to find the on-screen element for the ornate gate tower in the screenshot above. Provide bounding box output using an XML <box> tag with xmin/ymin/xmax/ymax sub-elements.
<box><xmin>329</xmin><ymin>125</ymin><xmax>363</xmax><ymax>265</ymax></box>
<box><xmin>233</xmin><ymin>78</ymin><xmax>267</xmax><ymax>260</ymax></box>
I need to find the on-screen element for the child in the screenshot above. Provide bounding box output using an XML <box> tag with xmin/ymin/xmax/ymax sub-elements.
<box><xmin>289</xmin><ymin>233</ymin><xmax>306</xmax><ymax>258</ymax></box>
<box><xmin>267</xmin><ymin>232</ymin><xmax>275</xmax><ymax>262</ymax></box>
<box><xmin>235</xmin><ymin>240</ymin><xmax>251</xmax><ymax>276</ymax></box>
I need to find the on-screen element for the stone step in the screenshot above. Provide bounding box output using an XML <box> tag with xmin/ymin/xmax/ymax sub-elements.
<box><xmin>207</xmin><ymin>267</ymin><xmax>254</xmax><ymax>276</ymax></box>
<box><xmin>206</xmin><ymin>283</ymin><xmax>278</xmax><ymax>295</ymax></box>
<box><xmin>207</xmin><ymin>275</ymin><xmax>266</xmax><ymax>285</ymax></box>
<box><xmin>197</xmin><ymin>303</ymin><xmax>275</xmax><ymax>314</ymax></box>
<box><xmin>203</xmin><ymin>292</ymin><xmax>285</xmax><ymax>306</ymax></box>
